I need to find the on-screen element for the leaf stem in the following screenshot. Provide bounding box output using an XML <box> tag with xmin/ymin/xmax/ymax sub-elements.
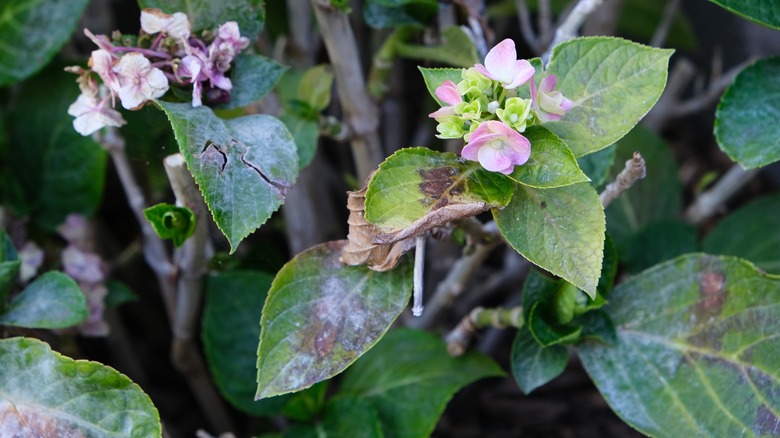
<box><xmin>445</xmin><ymin>306</ymin><xmax>524</xmax><ymax>356</ymax></box>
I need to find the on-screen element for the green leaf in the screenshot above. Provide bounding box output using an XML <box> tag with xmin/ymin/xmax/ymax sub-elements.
<box><xmin>577</xmin><ymin>144</ymin><xmax>616</xmax><ymax>189</ymax></box>
<box><xmin>545</xmin><ymin>37</ymin><xmax>673</xmax><ymax>157</ymax></box>
<box><xmin>495</xmin><ymin>182</ymin><xmax>605</xmax><ymax>297</ymax></box>
<box><xmin>605</xmin><ymin>126</ymin><xmax>682</xmax><ymax>251</ymax></box>
<box><xmin>577</xmin><ymin>310</ymin><xmax>617</xmax><ymax>345</ymax></box>
<box><xmin>0</xmin><ymin>232</ymin><xmax>20</xmax><ymax>309</ymax></box>
<box><xmin>138</xmin><ymin>0</ymin><xmax>264</xmax><ymax>40</ymax></box>
<box><xmin>0</xmin><ymin>337</ymin><xmax>161</xmax><ymax>437</ymax></box>
<box><xmin>0</xmin><ymin>0</ymin><xmax>90</xmax><ymax>86</ymax></box>
<box><xmin>0</xmin><ymin>271</ymin><xmax>87</xmax><ymax>329</ymax></box>
<box><xmin>157</xmin><ymin>102</ymin><xmax>298</xmax><ymax>253</ymax></box>
<box><xmin>8</xmin><ymin>67</ymin><xmax>107</xmax><ymax>229</ymax></box>
<box><xmin>217</xmin><ymin>54</ymin><xmax>288</xmax><ymax>110</ymax></box>
<box><xmin>578</xmin><ymin>254</ymin><xmax>780</xmax><ymax>437</ymax></box>
<box><xmin>203</xmin><ymin>271</ymin><xmax>294</xmax><ymax>416</ymax></box>
<box><xmin>364</xmin><ymin>0</ymin><xmax>438</xmax><ymax>29</ymax></box>
<box><xmin>396</xmin><ymin>26</ymin><xmax>479</xmax><ymax>68</ymax></box>
<box><xmin>298</xmin><ymin>64</ymin><xmax>334</xmax><ymax>112</ymax></box>
<box><xmin>418</xmin><ymin>67</ymin><xmax>463</xmax><ymax>106</ymax></box>
<box><xmin>280</xmin><ymin>382</ymin><xmax>328</xmax><ymax>422</ymax></box>
<box><xmin>284</xmin><ymin>397</ymin><xmax>384</xmax><ymax>438</ymax></box>
<box><xmin>511</xmin><ymin>328</ymin><xmax>569</xmax><ymax>394</ymax></box>
<box><xmin>105</xmin><ymin>280</ymin><xmax>138</xmax><ymax>309</ymax></box>
<box><xmin>339</xmin><ymin>329</ymin><xmax>504</xmax><ymax>438</ymax></box>
<box><xmin>714</xmin><ymin>57</ymin><xmax>780</xmax><ymax>169</ymax></box>
<box><xmin>365</xmin><ymin>148</ymin><xmax>513</xmax><ymax>236</ymax></box>
<box><xmin>703</xmin><ymin>194</ymin><xmax>780</xmax><ymax>273</ymax></box>
<box><xmin>256</xmin><ymin>241</ymin><xmax>412</xmax><ymax>399</ymax></box>
<box><xmin>509</xmin><ymin>126</ymin><xmax>589</xmax><ymax>188</ymax></box>
<box><xmin>528</xmin><ymin>301</ymin><xmax>582</xmax><ymax>347</ymax></box>
<box><xmin>621</xmin><ymin>219</ymin><xmax>698</xmax><ymax>274</ymax></box>
<box><xmin>278</xmin><ymin>113</ymin><xmax>318</xmax><ymax>169</ymax></box>
<box><xmin>597</xmin><ymin>232</ymin><xmax>618</xmax><ymax>296</ymax></box>
<box><xmin>708</xmin><ymin>0</ymin><xmax>780</xmax><ymax>30</ymax></box>
<box><xmin>143</xmin><ymin>203</ymin><xmax>196</xmax><ymax>247</ymax></box>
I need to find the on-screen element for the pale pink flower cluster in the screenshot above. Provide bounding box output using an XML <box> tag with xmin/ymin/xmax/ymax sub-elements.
<box><xmin>428</xmin><ymin>39</ymin><xmax>573</xmax><ymax>174</ymax></box>
<box><xmin>67</xmin><ymin>9</ymin><xmax>250</xmax><ymax>136</ymax></box>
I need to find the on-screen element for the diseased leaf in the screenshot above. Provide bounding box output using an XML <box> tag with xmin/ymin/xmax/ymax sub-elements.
<box><xmin>0</xmin><ymin>337</ymin><xmax>161</xmax><ymax>437</ymax></box>
<box><xmin>578</xmin><ymin>254</ymin><xmax>780</xmax><ymax>438</ymax></box>
<box><xmin>545</xmin><ymin>37</ymin><xmax>673</xmax><ymax>157</ymax></box>
<box><xmin>138</xmin><ymin>0</ymin><xmax>264</xmax><ymax>40</ymax></box>
<box><xmin>509</xmin><ymin>126</ymin><xmax>589</xmax><ymax>188</ymax></box>
<box><xmin>708</xmin><ymin>0</ymin><xmax>780</xmax><ymax>30</ymax></box>
<box><xmin>339</xmin><ymin>329</ymin><xmax>504</xmax><ymax>438</ymax></box>
<box><xmin>217</xmin><ymin>54</ymin><xmax>287</xmax><ymax>110</ymax></box>
<box><xmin>341</xmin><ymin>186</ymin><xmax>415</xmax><ymax>272</ymax></box>
<box><xmin>256</xmin><ymin>241</ymin><xmax>412</xmax><ymax>399</ymax></box>
<box><xmin>511</xmin><ymin>328</ymin><xmax>569</xmax><ymax>394</ymax></box>
<box><xmin>0</xmin><ymin>271</ymin><xmax>87</xmax><ymax>329</ymax></box>
<box><xmin>0</xmin><ymin>0</ymin><xmax>90</xmax><ymax>86</ymax></box>
<box><xmin>715</xmin><ymin>57</ymin><xmax>780</xmax><ymax>169</ymax></box>
<box><xmin>203</xmin><ymin>271</ymin><xmax>293</xmax><ymax>416</ymax></box>
<box><xmin>157</xmin><ymin>102</ymin><xmax>298</xmax><ymax>252</ymax></box>
<box><xmin>365</xmin><ymin>148</ymin><xmax>514</xmax><ymax>241</ymax></box>
<box><xmin>703</xmin><ymin>194</ymin><xmax>780</xmax><ymax>273</ymax></box>
<box><xmin>495</xmin><ymin>182</ymin><xmax>605</xmax><ymax>297</ymax></box>
<box><xmin>143</xmin><ymin>203</ymin><xmax>196</xmax><ymax>247</ymax></box>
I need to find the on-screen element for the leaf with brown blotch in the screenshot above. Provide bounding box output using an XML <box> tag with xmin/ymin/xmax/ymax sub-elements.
<box><xmin>340</xmin><ymin>186</ymin><xmax>414</xmax><ymax>272</ymax></box>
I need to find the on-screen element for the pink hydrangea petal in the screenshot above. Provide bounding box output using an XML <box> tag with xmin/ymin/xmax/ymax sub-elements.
<box><xmin>435</xmin><ymin>80</ymin><xmax>462</xmax><ymax>105</ymax></box>
<box><xmin>474</xmin><ymin>63</ymin><xmax>496</xmax><ymax>81</ymax></box>
<box><xmin>428</xmin><ymin>106</ymin><xmax>456</xmax><ymax>118</ymax></box>
<box><xmin>461</xmin><ymin>141</ymin><xmax>480</xmax><ymax>161</ymax></box>
<box><xmin>477</xmin><ymin>144</ymin><xmax>512</xmax><ymax>173</ymax></box>
<box><xmin>560</xmin><ymin>95</ymin><xmax>573</xmax><ymax>111</ymax></box>
<box><xmin>504</xmin><ymin>60</ymin><xmax>535</xmax><ymax>89</ymax></box>
<box><xmin>539</xmin><ymin>75</ymin><xmax>557</xmax><ymax>93</ymax></box>
<box><xmin>483</xmin><ymin>39</ymin><xmax>517</xmax><ymax>85</ymax></box>
<box><xmin>466</xmin><ymin>131</ymin><xmax>504</xmax><ymax>150</ymax></box>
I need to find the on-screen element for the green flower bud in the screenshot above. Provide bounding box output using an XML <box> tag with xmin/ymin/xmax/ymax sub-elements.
<box><xmin>496</xmin><ymin>97</ymin><xmax>533</xmax><ymax>132</ymax></box>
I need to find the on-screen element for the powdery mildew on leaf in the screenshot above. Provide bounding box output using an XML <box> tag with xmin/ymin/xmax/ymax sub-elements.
<box><xmin>157</xmin><ymin>102</ymin><xmax>298</xmax><ymax>252</ymax></box>
<box><xmin>256</xmin><ymin>241</ymin><xmax>412</xmax><ymax>399</ymax></box>
<box><xmin>578</xmin><ymin>254</ymin><xmax>780</xmax><ymax>438</ymax></box>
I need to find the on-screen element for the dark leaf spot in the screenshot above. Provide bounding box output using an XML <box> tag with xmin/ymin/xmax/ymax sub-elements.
<box><xmin>541</xmin><ymin>201</ymin><xmax>548</xmax><ymax>209</ymax></box>
<box><xmin>696</xmin><ymin>270</ymin><xmax>726</xmax><ymax>316</ymax></box>
<box><xmin>199</xmin><ymin>140</ymin><xmax>227</xmax><ymax>173</ymax></box>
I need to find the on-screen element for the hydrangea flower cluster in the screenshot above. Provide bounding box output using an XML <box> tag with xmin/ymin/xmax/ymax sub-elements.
<box><xmin>67</xmin><ymin>9</ymin><xmax>250</xmax><ymax>136</ymax></box>
<box><xmin>429</xmin><ymin>39</ymin><xmax>573</xmax><ymax>174</ymax></box>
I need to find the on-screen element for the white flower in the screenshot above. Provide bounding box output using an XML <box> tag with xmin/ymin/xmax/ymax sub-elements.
<box><xmin>113</xmin><ymin>53</ymin><xmax>169</xmax><ymax>110</ymax></box>
<box><xmin>141</xmin><ymin>8</ymin><xmax>191</xmax><ymax>40</ymax></box>
<box><xmin>89</xmin><ymin>49</ymin><xmax>120</xmax><ymax>95</ymax></box>
<box><xmin>68</xmin><ymin>92</ymin><xmax>126</xmax><ymax>136</ymax></box>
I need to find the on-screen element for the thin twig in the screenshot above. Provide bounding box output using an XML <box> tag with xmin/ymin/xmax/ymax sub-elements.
<box><xmin>515</xmin><ymin>0</ymin><xmax>540</xmax><ymax>53</ymax></box>
<box><xmin>543</xmin><ymin>0</ymin><xmax>603</xmax><ymax>62</ymax></box>
<box><xmin>582</xmin><ymin>0</ymin><xmax>622</xmax><ymax>37</ymax></box>
<box><xmin>165</xmin><ymin>154</ymin><xmax>234</xmax><ymax>433</ymax></box>
<box><xmin>445</xmin><ymin>306</ymin><xmax>524</xmax><ymax>356</ymax></box>
<box><xmin>537</xmin><ymin>0</ymin><xmax>553</xmax><ymax>48</ymax></box>
<box><xmin>650</xmin><ymin>0</ymin><xmax>681</xmax><ymax>47</ymax></box>
<box><xmin>600</xmin><ymin>152</ymin><xmax>646</xmax><ymax>208</ymax></box>
<box><xmin>311</xmin><ymin>0</ymin><xmax>384</xmax><ymax>181</ymax></box>
<box><xmin>684</xmin><ymin>165</ymin><xmax>760</xmax><ymax>225</ymax></box>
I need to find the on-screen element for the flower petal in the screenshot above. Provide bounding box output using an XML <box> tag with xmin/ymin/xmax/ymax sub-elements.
<box><xmin>477</xmin><ymin>144</ymin><xmax>513</xmax><ymax>173</ymax></box>
<box><xmin>435</xmin><ymin>80</ymin><xmax>462</xmax><ymax>105</ymax></box>
<box><xmin>483</xmin><ymin>39</ymin><xmax>518</xmax><ymax>85</ymax></box>
<box><xmin>504</xmin><ymin>59</ymin><xmax>535</xmax><ymax>89</ymax></box>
